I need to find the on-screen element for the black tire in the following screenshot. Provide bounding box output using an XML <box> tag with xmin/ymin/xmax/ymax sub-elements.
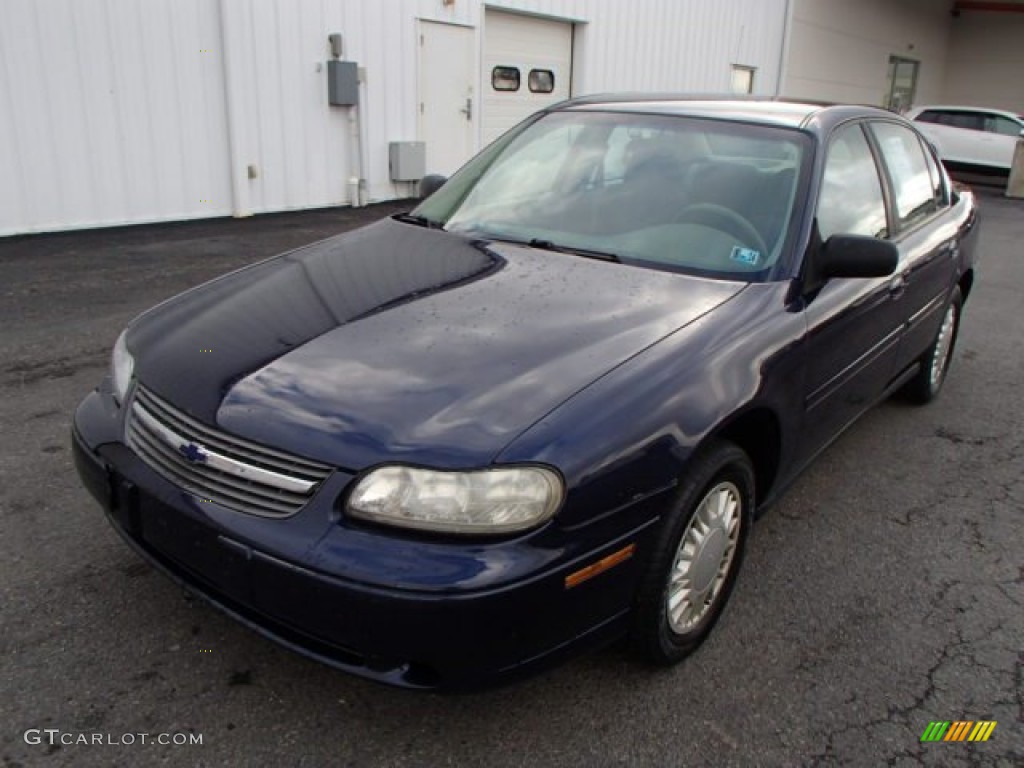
<box><xmin>631</xmin><ymin>440</ymin><xmax>755</xmax><ymax>665</ymax></box>
<box><xmin>901</xmin><ymin>286</ymin><xmax>962</xmax><ymax>405</ymax></box>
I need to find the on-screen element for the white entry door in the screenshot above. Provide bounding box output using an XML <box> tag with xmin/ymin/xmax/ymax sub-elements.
<box><xmin>482</xmin><ymin>10</ymin><xmax>573</xmax><ymax>146</ymax></box>
<box><xmin>419</xmin><ymin>21</ymin><xmax>475</xmax><ymax>177</ymax></box>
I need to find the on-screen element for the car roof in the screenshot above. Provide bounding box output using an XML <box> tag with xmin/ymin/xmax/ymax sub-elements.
<box><xmin>909</xmin><ymin>105</ymin><xmax>1023</xmax><ymax>121</ymax></box>
<box><xmin>554</xmin><ymin>93</ymin><xmax>897</xmax><ymax>131</ymax></box>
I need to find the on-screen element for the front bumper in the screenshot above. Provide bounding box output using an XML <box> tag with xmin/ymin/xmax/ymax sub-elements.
<box><xmin>72</xmin><ymin>390</ymin><xmax>662</xmax><ymax>690</ymax></box>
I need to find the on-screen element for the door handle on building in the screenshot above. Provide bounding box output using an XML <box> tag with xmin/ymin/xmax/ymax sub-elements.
<box><xmin>460</xmin><ymin>97</ymin><xmax>472</xmax><ymax>120</ymax></box>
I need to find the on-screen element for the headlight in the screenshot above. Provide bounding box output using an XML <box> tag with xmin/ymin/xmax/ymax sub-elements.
<box><xmin>346</xmin><ymin>466</ymin><xmax>563</xmax><ymax>535</ymax></box>
<box><xmin>110</xmin><ymin>330</ymin><xmax>134</xmax><ymax>404</ymax></box>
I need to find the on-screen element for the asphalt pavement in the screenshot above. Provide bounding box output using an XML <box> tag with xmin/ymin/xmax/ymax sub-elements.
<box><xmin>1</xmin><ymin>194</ymin><xmax>1021</xmax><ymax>767</ymax></box>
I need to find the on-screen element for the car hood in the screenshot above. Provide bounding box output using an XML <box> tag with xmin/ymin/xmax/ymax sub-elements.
<box><xmin>130</xmin><ymin>218</ymin><xmax>745</xmax><ymax>470</ymax></box>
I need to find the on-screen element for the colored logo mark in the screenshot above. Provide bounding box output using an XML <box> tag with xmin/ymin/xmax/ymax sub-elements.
<box><xmin>921</xmin><ymin>721</ymin><xmax>996</xmax><ymax>742</ymax></box>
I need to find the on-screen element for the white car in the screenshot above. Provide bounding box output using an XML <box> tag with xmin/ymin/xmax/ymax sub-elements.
<box><xmin>907</xmin><ymin>105</ymin><xmax>1023</xmax><ymax>175</ymax></box>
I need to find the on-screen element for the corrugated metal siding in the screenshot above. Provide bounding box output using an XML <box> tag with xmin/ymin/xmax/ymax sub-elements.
<box><xmin>490</xmin><ymin>0</ymin><xmax>787</xmax><ymax>96</ymax></box>
<box><xmin>1</xmin><ymin>0</ymin><xmax>788</xmax><ymax>235</ymax></box>
<box><xmin>0</xmin><ymin>0</ymin><xmax>232</xmax><ymax>235</ymax></box>
<box><xmin>482</xmin><ymin>10</ymin><xmax>573</xmax><ymax>145</ymax></box>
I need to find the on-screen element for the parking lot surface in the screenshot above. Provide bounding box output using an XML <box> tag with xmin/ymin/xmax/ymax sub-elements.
<box><xmin>1</xmin><ymin>194</ymin><xmax>1021</xmax><ymax>767</ymax></box>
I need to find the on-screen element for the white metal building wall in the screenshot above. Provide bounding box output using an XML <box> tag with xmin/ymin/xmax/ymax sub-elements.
<box><xmin>0</xmin><ymin>0</ymin><xmax>788</xmax><ymax>236</ymax></box>
<box><xmin>782</xmin><ymin>0</ymin><xmax>952</xmax><ymax>107</ymax></box>
<box><xmin>0</xmin><ymin>0</ymin><xmax>233</xmax><ymax>235</ymax></box>
<box><xmin>943</xmin><ymin>12</ymin><xmax>1024</xmax><ymax>112</ymax></box>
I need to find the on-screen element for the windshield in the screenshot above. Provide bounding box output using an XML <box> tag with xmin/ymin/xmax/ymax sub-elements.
<box><xmin>413</xmin><ymin>110</ymin><xmax>811</xmax><ymax>280</ymax></box>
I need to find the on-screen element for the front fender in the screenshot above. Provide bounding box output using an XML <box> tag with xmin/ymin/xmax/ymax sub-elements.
<box><xmin>497</xmin><ymin>282</ymin><xmax>806</xmax><ymax>529</ymax></box>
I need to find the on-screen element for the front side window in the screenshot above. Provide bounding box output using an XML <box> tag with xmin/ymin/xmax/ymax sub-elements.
<box><xmin>935</xmin><ymin>111</ymin><xmax>984</xmax><ymax>131</ymax></box>
<box><xmin>817</xmin><ymin>124</ymin><xmax>887</xmax><ymax>241</ymax></box>
<box><xmin>871</xmin><ymin>122</ymin><xmax>937</xmax><ymax>230</ymax></box>
<box><xmin>413</xmin><ymin>111</ymin><xmax>810</xmax><ymax>280</ymax></box>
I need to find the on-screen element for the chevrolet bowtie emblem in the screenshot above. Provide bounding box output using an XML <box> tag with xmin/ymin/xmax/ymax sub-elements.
<box><xmin>178</xmin><ymin>442</ymin><xmax>209</xmax><ymax>464</ymax></box>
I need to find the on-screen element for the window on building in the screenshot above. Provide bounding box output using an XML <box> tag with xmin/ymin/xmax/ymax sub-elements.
<box><xmin>492</xmin><ymin>66</ymin><xmax>520</xmax><ymax>92</ymax></box>
<box><xmin>730</xmin><ymin>65</ymin><xmax>755</xmax><ymax>95</ymax></box>
<box><xmin>528</xmin><ymin>69</ymin><xmax>555</xmax><ymax>94</ymax></box>
<box><xmin>871</xmin><ymin>122</ymin><xmax>938</xmax><ymax>230</ymax></box>
<box><xmin>817</xmin><ymin>124</ymin><xmax>888</xmax><ymax>240</ymax></box>
<box><xmin>884</xmin><ymin>56</ymin><xmax>918</xmax><ymax>112</ymax></box>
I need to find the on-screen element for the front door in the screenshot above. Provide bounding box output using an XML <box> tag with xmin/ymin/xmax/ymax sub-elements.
<box><xmin>800</xmin><ymin>123</ymin><xmax>904</xmax><ymax>461</ymax></box>
<box><xmin>419</xmin><ymin>21</ymin><xmax>475</xmax><ymax>177</ymax></box>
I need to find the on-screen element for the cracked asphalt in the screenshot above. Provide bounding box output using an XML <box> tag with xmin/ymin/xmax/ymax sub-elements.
<box><xmin>1</xmin><ymin>193</ymin><xmax>1021</xmax><ymax>767</ymax></box>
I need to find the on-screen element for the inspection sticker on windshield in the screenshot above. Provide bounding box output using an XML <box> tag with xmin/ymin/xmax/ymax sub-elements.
<box><xmin>730</xmin><ymin>246</ymin><xmax>761</xmax><ymax>266</ymax></box>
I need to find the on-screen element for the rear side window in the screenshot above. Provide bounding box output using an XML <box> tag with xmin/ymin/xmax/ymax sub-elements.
<box><xmin>871</xmin><ymin>122</ymin><xmax>937</xmax><ymax>230</ymax></box>
<box><xmin>915</xmin><ymin>110</ymin><xmax>941</xmax><ymax>124</ymax></box>
<box><xmin>986</xmin><ymin>115</ymin><xmax>1022</xmax><ymax>137</ymax></box>
<box><xmin>818</xmin><ymin>124</ymin><xmax>888</xmax><ymax>240</ymax></box>
<box><xmin>918</xmin><ymin>136</ymin><xmax>948</xmax><ymax>207</ymax></box>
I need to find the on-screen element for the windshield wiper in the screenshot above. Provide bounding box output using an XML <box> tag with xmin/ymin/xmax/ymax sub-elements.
<box><xmin>526</xmin><ymin>238</ymin><xmax>621</xmax><ymax>263</ymax></box>
<box><xmin>394</xmin><ymin>212</ymin><xmax>444</xmax><ymax>229</ymax></box>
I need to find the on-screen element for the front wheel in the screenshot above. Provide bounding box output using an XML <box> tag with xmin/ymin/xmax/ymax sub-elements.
<box><xmin>901</xmin><ymin>286</ymin><xmax>962</xmax><ymax>404</ymax></box>
<box><xmin>632</xmin><ymin>441</ymin><xmax>754</xmax><ymax>665</ymax></box>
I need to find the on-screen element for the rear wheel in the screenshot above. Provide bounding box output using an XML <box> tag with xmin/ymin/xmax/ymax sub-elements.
<box><xmin>901</xmin><ymin>286</ymin><xmax>962</xmax><ymax>404</ymax></box>
<box><xmin>632</xmin><ymin>441</ymin><xmax>754</xmax><ymax>664</ymax></box>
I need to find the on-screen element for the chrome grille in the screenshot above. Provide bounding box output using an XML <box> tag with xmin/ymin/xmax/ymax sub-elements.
<box><xmin>127</xmin><ymin>385</ymin><xmax>332</xmax><ymax>517</ymax></box>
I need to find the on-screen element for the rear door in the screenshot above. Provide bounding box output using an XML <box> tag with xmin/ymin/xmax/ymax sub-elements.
<box><xmin>866</xmin><ymin>121</ymin><xmax>958</xmax><ymax>370</ymax></box>
<box><xmin>979</xmin><ymin>113</ymin><xmax>1023</xmax><ymax>169</ymax></box>
<box><xmin>915</xmin><ymin>109</ymin><xmax>984</xmax><ymax>166</ymax></box>
<box><xmin>800</xmin><ymin>122</ymin><xmax>904</xmax><ymax>459</ymax></box>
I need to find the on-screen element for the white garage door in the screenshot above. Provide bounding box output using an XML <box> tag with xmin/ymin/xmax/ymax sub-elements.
<box><xmin>482</xmin><ymin>10</ymin><xmax>573</xmax><ymax>147</ymax></box>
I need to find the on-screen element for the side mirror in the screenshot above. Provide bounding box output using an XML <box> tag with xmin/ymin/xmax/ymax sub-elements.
<box><xmin>419</xmin><ymin>174</ymin><xmax>447</xmax><ymax>199</ymax></box>
<box><xmin>817</xmin><ymin>234</ymin><xmax>898</xmax><ymax>280</ymax></box>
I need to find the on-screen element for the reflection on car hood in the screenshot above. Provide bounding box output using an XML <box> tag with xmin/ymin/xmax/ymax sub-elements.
<box><xmin>130</xmin><ymin>218</ymin><xmax>745</xmax><ymax>469</ymax></box>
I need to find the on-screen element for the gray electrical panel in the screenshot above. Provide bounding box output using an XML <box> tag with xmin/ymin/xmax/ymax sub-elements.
<box><xmin>327</xmin><ymin>60</ymin><xmax>358</xmax><ymax>106</ymax></box>
<box><xmin>389</xmin><ymin>142</ymin><xmax>426</xmax><ymax>181</ymax></box>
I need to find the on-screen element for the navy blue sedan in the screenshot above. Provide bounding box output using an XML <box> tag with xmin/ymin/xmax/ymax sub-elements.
<box><xmin>73</xmin><ymin>96</ymin><xmax>979</xmax><ymax>690</ymax></box>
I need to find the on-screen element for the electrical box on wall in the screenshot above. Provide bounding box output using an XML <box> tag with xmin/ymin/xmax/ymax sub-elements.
<box><xmin>389</xmin><ymin>142</ymin><xmax>426</xmax><ymax>181</ymax></box>
<box><xmin>327</xmin><ymin>60</ymin><xmax>359</xmax><ymax>106</ymax></box>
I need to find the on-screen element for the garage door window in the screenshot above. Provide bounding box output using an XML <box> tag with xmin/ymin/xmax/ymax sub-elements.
<box><xmin>492</xmin><ymin>66</ymin><xmax>520</xmax><ymax>92</ymax></box>
<box><xmin>528</xmin><ymin>69</ymin><xmax>555</xmax><ymax>94</ymax></box>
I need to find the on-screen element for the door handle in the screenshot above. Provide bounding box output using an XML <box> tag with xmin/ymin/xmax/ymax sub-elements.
<box><xmin>459</xmin><ymin>97</ymin><xmax>472</xmax><ymax>121</ymax></box>
<box><xmin>889</xmin><ymin>271</ymin><xmax>909</xmax><ymax>297</ymax></box>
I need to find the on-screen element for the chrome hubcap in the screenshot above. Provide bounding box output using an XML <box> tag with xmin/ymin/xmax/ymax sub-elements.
<box><xmin>930</xmin><ymin>303</ymin><xmax>957</xmax><ymax>390</ymax></box>
<box><xmin>666</xmin><ymin>481</ymin><xmax>742</xmax><ymax>634</ymax></box>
